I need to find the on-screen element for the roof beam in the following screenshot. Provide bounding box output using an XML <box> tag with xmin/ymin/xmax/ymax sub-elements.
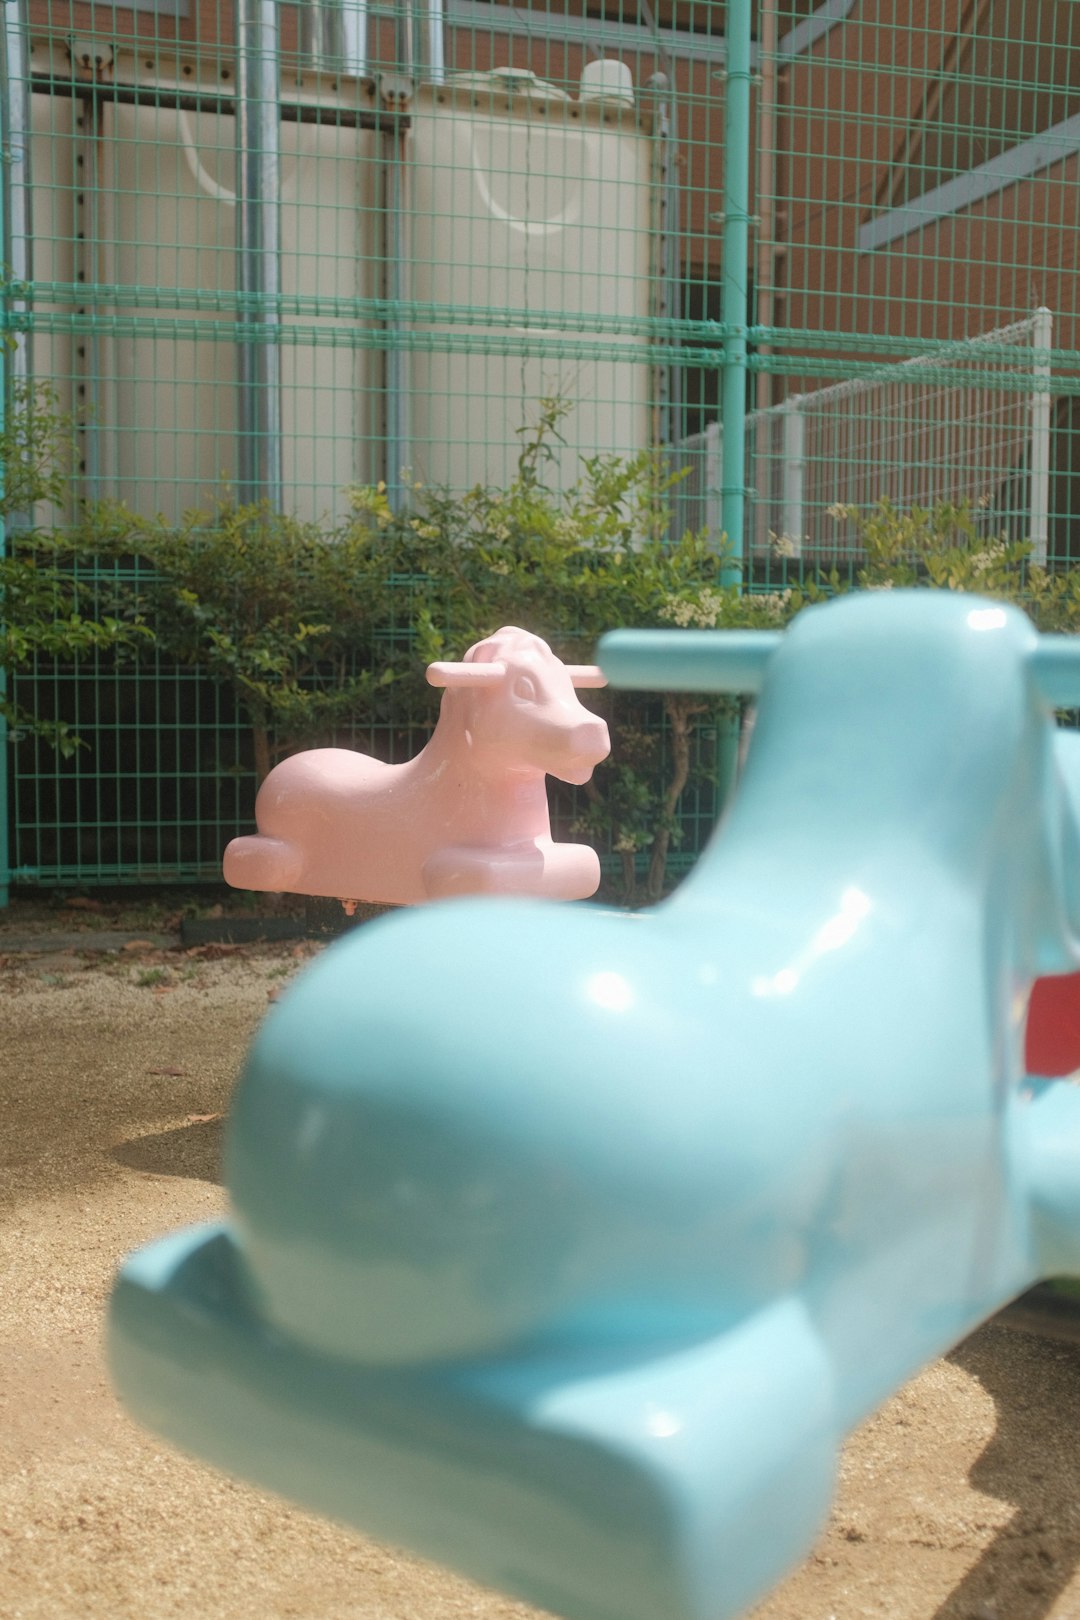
<box><xmin>860</xmin><ymin>110</ymin><xmax>1080</xmax><ymax>252</ymax></box>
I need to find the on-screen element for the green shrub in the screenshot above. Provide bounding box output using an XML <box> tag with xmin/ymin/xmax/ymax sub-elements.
<box><xmin>13</xmin><ymin>386</ymin><xmax>1080</xmax><ymax>901</ymax></box>
<box><xmin>337</xmin><ymin>399</ymin><xmax>789</xmax><ymax>902</ymax></box>
<box><xmin>93</xmin><ymin>498</ymin><xmax>395</xmax><ymax>783</ymax></box>
<box><xmin>0</xmin><ymin>386</ymin><xmax>146</xmax><ymax>753</ymax></box>
<box><xmin>88</xmin><ymin>400</ymin><xmax>775</xmax><ymax>901</ymax></box>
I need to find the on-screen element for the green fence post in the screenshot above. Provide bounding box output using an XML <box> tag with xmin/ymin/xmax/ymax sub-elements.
<box><xmin>716</xmin><ymin>0</ymin><xmax>753</xmax><ymax>801</ymax></box>
<box><xmin>719</xmin><ymin>0</ymin><xmax>752</xmax><ymax>585</ymax></box>
<box><xmin>236</xmin><ymin>0</ymin><xmax>283</xmax><ymax>510</ymax></box>
<box><xmin>0</xmin><ymin>163</ymin><xmax>7</xmax><ymax>911</ymax></box>
<box><xmin>0</xmin><ymin>0</ymin><xmax>34</xmax><ymax>907</ymax></box>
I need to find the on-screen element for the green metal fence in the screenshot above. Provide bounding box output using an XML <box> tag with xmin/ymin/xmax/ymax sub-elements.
<box><xmin>3</xmin><ymin>0</ymin><xmax>1080</xmax><ymax>896</ymax></box>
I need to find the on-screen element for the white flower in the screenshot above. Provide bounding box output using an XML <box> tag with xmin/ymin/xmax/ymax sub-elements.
<box><xmin>756</xmin><ymin>589</ymin><xmax>792</xmax><ymax>622</ymax></box>
<box><xmin>770</xmin><ymin>531</ymin><xmax>800</xmax><ymax>559</ymax></box>
<box><xmin>659</xmin><ymin>589</ymin><xmax>728</xmax><ymax>629</ymax></box>
<box><xmin>970</xmin><ymin>541</ymin><xmax>1006</xmax><ymax>575</ymax></box>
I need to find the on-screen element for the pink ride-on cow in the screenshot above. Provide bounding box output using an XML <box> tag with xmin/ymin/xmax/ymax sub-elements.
<box><xmin>222</xmin><ymin>627</ymin><xmax>611</xmax><ymax>906</ymax></box>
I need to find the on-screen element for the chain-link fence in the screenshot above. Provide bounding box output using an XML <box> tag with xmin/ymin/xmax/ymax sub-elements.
<box><xmin>3</xmin><ymin>0</ymin><xmax>1080</xmax><ymax>894</ymax></box>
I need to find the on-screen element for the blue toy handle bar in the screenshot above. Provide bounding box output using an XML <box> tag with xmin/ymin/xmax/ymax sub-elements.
<box><xmin>1032</xmin><ymin>637</ymin><xmax>1080</xmax><ymax>710</ymax></box>
<box><xmin>600</xmin><ymin>627</ymin><xmax>1080</xmax><ymax>708</ymax></box>
<box><xmin>598</xmin><ymin>630</ymin><xmax>782</xmax><ymax>694</ymax></box>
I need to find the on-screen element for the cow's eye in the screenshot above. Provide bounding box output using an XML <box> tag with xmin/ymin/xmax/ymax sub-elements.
<box><xmin>513</xmin><ymin>675</ymin><xmax>537</xmax><ymax>702</ymax></box>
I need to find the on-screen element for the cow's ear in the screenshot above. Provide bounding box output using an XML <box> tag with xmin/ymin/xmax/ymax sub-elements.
<box><xmin>1032</xmin><ymin>638</ymin><xmax>1080</xmax><ymax>710</ymax></box>
<box><xmin>426</xmin><ymin>660</ymin><xmax>507</xmax><ymax>688</ymax></box>
<box><xmin>566</xmin><ymin>665</ymin><xmax>607</xmax><ymax>688</ymax></box>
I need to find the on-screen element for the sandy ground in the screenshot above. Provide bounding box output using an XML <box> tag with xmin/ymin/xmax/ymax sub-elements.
<box><xmin>3</xmin><ymin>929</ymin><xmax>1080</xmax><ymax>1620</ymax></box>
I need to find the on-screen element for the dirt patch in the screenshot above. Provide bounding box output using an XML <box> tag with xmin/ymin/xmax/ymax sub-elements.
<box><xmin>3</xmin><ymin>949</ymin><xmax>1080</xmax><ymax>1620</ymax></box>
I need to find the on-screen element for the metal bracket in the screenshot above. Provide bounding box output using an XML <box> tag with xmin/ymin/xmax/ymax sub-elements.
<box><xmin>378</xmin><ymin>72</ymin><xmax>414</xmax><ymax>110</ymax></box>
<box><xmin>712</xmin><ymin>69</ymin><xmax>764</xmax><ymax>87</ymax></box>
<box><xmin>67</xmin><ymin>37</ymin><xmax>114</xmax><ymax>75</ymax></box>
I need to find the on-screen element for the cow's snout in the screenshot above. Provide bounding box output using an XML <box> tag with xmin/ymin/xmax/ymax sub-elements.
<box><xmin>574</xmin><ymin>716</ymin><xmax>610</xmax><ymax>761</ymax></box>
<box><xmin>561</xmin><ymin>716</ymin><xmax>610</xmax><ymax>783</ymax></box>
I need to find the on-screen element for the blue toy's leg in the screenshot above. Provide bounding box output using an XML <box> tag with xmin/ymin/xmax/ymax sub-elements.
<box><xmin>519</xmin><ymin>1294</ymin><xmax>838</xmax><ymax>1620</ymax></box>
<box><xmin>110</xmin><ymin>1227</ymin><xmax>836</xmax><ymax>1620</ymax></box>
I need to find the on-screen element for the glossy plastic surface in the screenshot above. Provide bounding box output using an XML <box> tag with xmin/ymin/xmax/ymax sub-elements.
<box><xmin>111</xmin><ymin>592</ymin><xmax>1080</xmax><ymax>1620</ymax></box>
<box><xmin>222</xmin><ymin>626</ymin><xmax>610</xmax><ymax>904</ymax></box>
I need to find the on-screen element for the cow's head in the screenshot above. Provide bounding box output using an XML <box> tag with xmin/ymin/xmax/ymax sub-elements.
<box><xmin>602</xmin><ymin>592</ymin><xmax>1080</xmax><ymax>982</ymax></box>
<box><xmin>427</xmin><ymin>627</ymin><xmax>610</xmax><ymax>785</ymax></box>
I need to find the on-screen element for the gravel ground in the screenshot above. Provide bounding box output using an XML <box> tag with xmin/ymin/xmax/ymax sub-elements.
<box><xmin>3</xmin><ymin>923</ymin><xmax>1080</xmax><ymax>1620</ymax></box>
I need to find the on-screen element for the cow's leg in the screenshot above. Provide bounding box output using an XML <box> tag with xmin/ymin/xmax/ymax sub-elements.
<box><xmin>534</xmin><ymin>839</ymin><xmax>602</xmax><ymax>901</ymax></box>
<box><xmin>422</xmin><ymin>842</ymin><xmax>600</xmax><ymax>902</ymax></box>
<box><xmin>223</xmin><ymin>834</ymin><xmax>305</xmax><ymax>894</ymax></box>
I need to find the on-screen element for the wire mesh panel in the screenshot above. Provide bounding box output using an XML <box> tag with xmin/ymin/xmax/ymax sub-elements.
<box><xmin>1</xmin><ymin>0</ymin><xmax>731</xmax><ymax>890</ymax></box>
<box><xmin>754</xmin><ymin>0</ymin><xmax>1080</xmax><ymax>571</ymax></box>
<box><xmin>747</xmin><ymin>311</ymin><xmax>1053</xmax><ymax>561</ymax></box>
<box><xmin>4</xmin><ymin>0</ymin><xmax>1080</xmax><ymax>891</ymax></box>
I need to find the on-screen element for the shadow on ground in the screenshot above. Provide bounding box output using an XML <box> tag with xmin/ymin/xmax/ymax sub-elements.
<box><xmin>934</xmin><ymin>1325</ymin><xmax>1080</xmax><ymax>1620</ymax></box>
<box><xmin>112</xmin><ymin>1117</ymin><xmax>225</xmax><ymax>1184</ymax></box>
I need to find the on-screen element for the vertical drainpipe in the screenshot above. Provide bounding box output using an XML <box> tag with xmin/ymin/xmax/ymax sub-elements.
<box><xmin>1030</xmin><ymin>306</ymin><xmax>1052</xmax><ymax>567</ymax></box>
<box><xmin>2</xmin><ymin>0</ymin><xmax>32</xmax><ymax>446</ymax></box>
<box><xmin>753</xmin><ymin>0</ymin><xmax>778</xmax><ymax>560</ymax></box>
<box><xmin>377</xmin><ymin>0</ymin><xmax>443</xmax><ymax>511</ymax></box>
<box><xmin>712</xmin><ymin>0</ymin><xmax>754</xmax><ymax>812</ymax></box>
<box><xmin>235</xmin><ymin>0</ymin><xmax>283</xmax><ymax>510</ymax></box>
<box><xmin>719</xmin><ymin>0</ymin><xmax>752</xmax><ymax>585</ymax></box>
<box><xmin>300</xmin><ymin>0</ymin><xmax>370</xmax><ymax>78</ymax></box>
<box><xmin>0</xmin><ymin>0</ymin><xmax>33</xmax><ymax>906</ymax></box>
<box><xmin>412</xmin><ymin>0</ymin><xmax>445</xmax><ymax>84</ymax></box>
<box><xmin>647</xmin><ymin>73</ymin><xmax>679</xmax><ymax>453</ymax></box>
<box><xmin>378</xmin><ymin>109</ymin><xmax>410</xmax><ymax>513</ymax></box>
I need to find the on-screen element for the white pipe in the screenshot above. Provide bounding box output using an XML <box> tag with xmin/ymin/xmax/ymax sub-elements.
<box><xmin>299</xmin><ymin>0</ymin><xmax>371</xmax><ymax>81</ymax></box>
<box><xmin>1030</xmin><ymin>307</ymin><xmax>1052</xmax><ymax>568</ymax></box>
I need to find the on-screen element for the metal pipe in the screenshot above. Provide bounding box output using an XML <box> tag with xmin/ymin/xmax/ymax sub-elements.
<box><xmin>373</xmin><ymin>1</ymin><xmax>424</xmax><ymax>511</ymax></box>
<box><xmin>0</xmin><ymin>0</ymin><xmax>31</xmax><ymax>907</ymax></box>
<box><xmin>779</xmin><ymin>395</ymin><xmax>805</xmax><ymax>556</ymax></box>
<box><xmin>1030</xmin><ymin>306</ymin><xmax>1052</xmax><ymax>567</ymax></box>
<box><xmin>646</xmin><ymin>73</ymin><xmax>679</xmax><ymax>450</ymax></box>
<box><xmin>73</xmin><ymin>84</ymin><xmax>106</xmax><ymax>504</ymax></box>
<box><xmin>235</xmin><ymin>0</ymin><xmax>283</xmax><ymax>509</ymax></box>
<box><xmin>719</xmin><ymin>0</ymin><xmax>753</xmax><ymax>582</ymax></box>
<box><xmin>412</xmin><ymin>0</ymin><xmax>445</xmax><ymax>85</ymax></box>
<box><xmin>2</xmin><ymin>0</ymin><xmax>33</xmax><ymax>508</ymax></box>
<box><xmin>0</xmin><ymin>0</ymin><xmax>34</xmax><ymax>906</ymax></box>
<box><xmin>379</xmin><ymin>127</ymin><xmax>410</xmax><ymax>511</ymax></box>
<box><xmin>299</xmin><ymin>0</ymin><xmax>371</xmax><ymax>81</ymax></box>
<box><xmin>752</xmin><ymin>0</ymin><xmax>782</xmax><ymax>557</ymax></box>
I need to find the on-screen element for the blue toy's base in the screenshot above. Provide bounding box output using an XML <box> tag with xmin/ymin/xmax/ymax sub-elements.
<box><xmin>109</xmin><ymin>1224</ymin><xmax>837</xmax><ymax>1620</ymax></box>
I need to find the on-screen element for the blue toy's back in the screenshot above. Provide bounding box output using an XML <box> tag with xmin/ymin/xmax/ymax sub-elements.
<box><xmin>109</xmin><ymin>591</ymin><xmax>1080</xmax><ymax>1620</ymax></box>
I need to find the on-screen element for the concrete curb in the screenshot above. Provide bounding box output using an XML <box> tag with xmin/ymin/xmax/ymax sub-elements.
<box><xmin>0</xmin><ymin>931</ymin><xmax>182</xmax><ymax>955</ymax></box>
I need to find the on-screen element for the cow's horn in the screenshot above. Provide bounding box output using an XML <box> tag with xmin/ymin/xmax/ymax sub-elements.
<box><xmin>1032</xmin><ymin>638</ymin><xmax>1080</xmax><ymax>711</ymax></box>
<box><xmin>598</xmin><ymin>629</ymin><xmax>781</xmax><ymax>694</ymax></box>
<box><xmin>566</xmin><ymin>665</ymin><xmax>607</xmax><ymax>688</ymax></box>
<box><xmin>426</xmin><ymin>660</ymin><xmax>507</xmax><ymax>688</ymax></box>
